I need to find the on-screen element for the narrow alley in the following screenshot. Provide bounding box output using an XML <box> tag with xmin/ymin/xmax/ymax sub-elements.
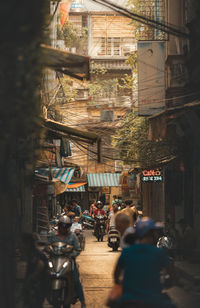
<box><xmin>44</xmin><ymin>230</ymin><xmax>200</xmax><ymax>308</ymax></box>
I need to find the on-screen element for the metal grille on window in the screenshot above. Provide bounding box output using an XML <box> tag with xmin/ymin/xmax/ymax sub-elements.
<box><xmin>133</xmin><ymin>0</ymin><xmax>166</xmax><ymax>40</ymax></box>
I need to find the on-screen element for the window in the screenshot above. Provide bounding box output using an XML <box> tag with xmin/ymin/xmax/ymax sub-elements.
<box><xmin>92</xmin><ymin>37</ymin><xmax>136</xmax><ymax>57</ymax></box>
<box><xmin>99</xmin><ymin>37</ymin><xmax>120</xmax><ymax>56</ymax></box>
<box><xmin>82</xmin><ymin>15</ymin><xmax>87</xmax><ymax>28</ymax></box>
<box><xmin>100</xmin><ymin>110</ymin><xmax>114</xmax><ymax>122</ymax></box>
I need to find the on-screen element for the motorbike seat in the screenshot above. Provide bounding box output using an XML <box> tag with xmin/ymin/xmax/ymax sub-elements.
<box><xmin>108</xmin><ymin>229</ymin><xmax>120</xmax><ymax>236</ymax></box>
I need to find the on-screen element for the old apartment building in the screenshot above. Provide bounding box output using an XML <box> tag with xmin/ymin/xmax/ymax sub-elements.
<box><xmin>57</xmin><ymin>0</ymin><xmax>136</xmax><ymax>202</ymax></box>
<box><xmin>59</xmin><ymin>1</ymin><xmax>135</xmax><ymax>171</ymax></box>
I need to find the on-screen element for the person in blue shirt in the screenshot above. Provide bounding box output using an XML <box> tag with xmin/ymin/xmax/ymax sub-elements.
<box><xmin>71</xmin><ymin>200</ymin><xmax>82</xmax><ymax>217</ymax></box>
<box><xmin>113</xmin><ymin>217</ymin><xmax>176</xmax><ymax>308</ymax></box>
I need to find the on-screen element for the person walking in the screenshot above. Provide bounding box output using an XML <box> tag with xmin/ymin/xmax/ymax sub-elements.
<box><xmin>90</xmin><ymin>199</ymin><xmax>97</xmax><ymax>217</ymax></box>
<box><xmin>115</xmin><ymin>213</ymin><xmax>135</xmax><ymax>249</ymax></box>
<box><xmin>120</xmin><ymin>200</ymin><xmax>138</xmax><ymax>227</ymax></box>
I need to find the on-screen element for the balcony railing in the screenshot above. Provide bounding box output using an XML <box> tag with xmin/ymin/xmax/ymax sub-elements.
<box><xmin>91</xmin><ymin>58</ymin><xmax>132</xmax><ymax>71</ymax></box>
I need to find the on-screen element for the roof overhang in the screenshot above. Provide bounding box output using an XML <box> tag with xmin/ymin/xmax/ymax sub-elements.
<box><xmin>43</xmin><ymin>118</ymin><xmax>100</xmax><ymax>144</ymax></box>
<box><xmin>149</xmin><ymin>100</ymin><xmax>200</xmax><ymax>120</ymax></box>
<box><xmin>148</xmin><ymin>101</ymin><xmax>200</xmax><ymax>141</ymax></box>
<box><xmin>41</xmin><ymin>44</ymin><xmax>90</xmax><ymax>80</ymax></box>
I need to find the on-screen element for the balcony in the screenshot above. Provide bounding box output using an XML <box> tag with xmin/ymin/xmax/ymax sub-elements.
<box><xmin>88</xmin><ymin>95</ymin><xmax>132</xmax><ymax>109</ymax></box>
<box><xmin>91</xmin><ymin>58</ymin><xmax>132</xmax><ymax>71</ymax></box>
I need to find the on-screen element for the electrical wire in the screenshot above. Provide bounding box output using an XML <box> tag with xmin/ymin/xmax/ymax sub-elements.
<box><xmin>91</xmin><ymin>0</ymin><xmax>188</xmax><ymax>38</ymax></box>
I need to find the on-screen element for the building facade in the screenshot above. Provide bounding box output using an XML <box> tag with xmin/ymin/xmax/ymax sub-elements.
<box><xmin>57</xmin><ymin>0</ymin><xmax>136</xmax><ymax>206</ymax></box>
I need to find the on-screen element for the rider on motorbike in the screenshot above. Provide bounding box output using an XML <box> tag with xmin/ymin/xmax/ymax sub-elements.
<box><xmin>71</xmin><ymin>216</ymin><xmax>82</xmax><ymax>233</ymax></box>
<box><xmin>113</xmin><ymin>217</ymin><xmax>176</xmax><ymax>308</ymax></box>
<box><xmin>48</xmin><ymin>216</ymin><xmax>86</xmax><ymax>308</ymax></box>
<box><xmin>93</xmin><ymin>201</ymin><xmax>107</xmax><ymax>236</ymax></box>
<box><xmin>93</xmin><ymin>201</ymin><xmax>106</xmax><ymax>217</ymax></box>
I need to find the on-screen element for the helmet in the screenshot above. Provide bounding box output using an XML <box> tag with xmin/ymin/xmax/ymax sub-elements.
<box><xmin>96</xmin><ymin>201</ymin><xmax>103</xmax><ymax>209</ymax></box>
<box><xmin>135</xmin><ymin>217</ymin><xmax>163</xmax><ymax>238</ymax></box>
<box><xmin>58</xmin><ymin>215</ymin><xmax>72</xmax><ymax>229</ymax></box>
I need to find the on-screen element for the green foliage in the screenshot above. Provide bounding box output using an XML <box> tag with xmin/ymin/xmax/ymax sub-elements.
<box><xmin>88</xmin><ymin>78</ymin><xmax>118</xmax><ymax>100</ymax></box>
<box><xmin>113</xmin><ymin>112</ymin><xmax>177</xmax><ymax>168</ymax></box>
<box><xmin>127</xmin><ymin>0</ymin><xmax>165</xmax><ymax>40</ymax></box>
<box><xmin>118</xmin><ymin>73</ymin><xmax>137</xmax><ymax>91</ymax></box>
<box><xmin>57</xmin><ymin>21</ymin><xmax>88</xmax><ymax>53</ymax></box>
<box><xmin>90</xmin><ymin>62</ymin><xmax>107</xmax><ymax>76</ymax></box>
<box><xmin>46</xmin><ymin>75</ymin><xmax>77</xmax><ymax>121</ymax></box>
<box><xmin>88</xmin><ymin>64</ymin><xmax>119</xmax><ymax>101</ymax></box>
<box><xmin>60</xmin><ymin>76</ymin><xmax>77</xmax><ymax>102</ymax></box>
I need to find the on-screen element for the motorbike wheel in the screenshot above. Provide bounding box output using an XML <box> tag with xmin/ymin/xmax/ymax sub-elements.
<box><xmin>51</xmin><ymin>290</ymin><xmax>62</xmax><ymax>308</ymax></box>
<box><xmin>81</xmin><ymin>237</ymin><xmax>86</xmax><ymax>250</ymax></box>
<box><xmin>112</xmin><ymin>243</ymin><xmax>118</xmax><ymax>251</ymax></box>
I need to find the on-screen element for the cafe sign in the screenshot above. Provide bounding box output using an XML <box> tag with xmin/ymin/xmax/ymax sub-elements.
<box><xmin>141</xmin><ymin>169</ymin><xmax>163</xmax><ymax>183</ymax></box>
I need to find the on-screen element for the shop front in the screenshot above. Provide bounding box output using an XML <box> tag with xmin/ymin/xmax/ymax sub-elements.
<box><xmin>141</xmin><ymin>168</ymin><xmax>165</xmax><ymax>221</ymax></box>
<box><xmin>87</xmin><ymin>173</ymin><xmax>121</xmax><ymax>207</ymax></box>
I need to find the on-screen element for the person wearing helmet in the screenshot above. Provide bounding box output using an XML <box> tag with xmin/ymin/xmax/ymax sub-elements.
<box><xmin>93</xmin><ymin>201</ymin><xmax>106</xmax><ymax>217</ymax></box>
<box><xmin>93</xmin><ymin>201</ymin><xmax>107</xmax><ymax>236</ymax></box>
<box><xmin>48</xmin><ymin>216</ymin><xmax>86</xmax><ymax>308</ymax></box>
<box><xmin>112</xmin><ymin>217</ymin><xmax>176</xmax><ymax>308</ymax></box>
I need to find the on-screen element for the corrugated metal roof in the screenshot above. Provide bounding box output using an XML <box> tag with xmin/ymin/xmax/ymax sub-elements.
<box><xmin>87</xmin><ymin>173</ymin><xmax>121</xmax><ymax>187</ymax></box>
<box><xmin>65</xmin><ymin>185</ymin><xmax>86</xmax><ymax>192</ymax></box>
<box><xmin>82</xmin><ymin>0</ymin><xmax>128</xmax><ymax>12</ymax></box>
<box><xmin>35</xmin><ymin>168</ymin><xmax>74</xmax><ymax>184</ymax></box>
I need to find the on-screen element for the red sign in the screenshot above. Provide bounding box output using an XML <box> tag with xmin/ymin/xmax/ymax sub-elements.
<box><xmin>141</xmin><ymin>169</ymin><xmax>163</xmax><ymax>182</ymax></box>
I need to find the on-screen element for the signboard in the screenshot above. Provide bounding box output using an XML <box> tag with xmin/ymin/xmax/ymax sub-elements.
<box><xmin>141</xmin><ymin>169</ymin><xmax>163</xmax><ymax>183</ymax></box>
<box><xmin>137</xmin><ymin>41</ymin><xmax>165</xmax><ymax>116</ymax></box>
<box><xmin>102</xmin><ymin>187</ymin><xmax>111</xmax><ymax>194</ymax></box>
<box><xmin>70</xmin><ymin>0</ymin><xmax>84</xmax><ymax>12</ymax></box>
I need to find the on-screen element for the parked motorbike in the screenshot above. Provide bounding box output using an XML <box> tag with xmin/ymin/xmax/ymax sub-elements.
<box><xmin>157</xmin><ymin>234</ymin><xmax>176</xmax><ymax>258</ymax></box>
<box><xmin>80</xmin><ymin>210</ymin><xmax>94</xmax><ymax>229</ymax></box>
<box><xmin>46</xmin><ymin>242</ymin><xmax>77</xmax><ymax>308</ymax></box>
<box><xmin>107</xmin><ymin>227</ymin><xmax>120</xmax><ymax>251</ymax></box>
<box><xmin>95</xmin><ymin>215</ymin><xmax>106</xmax><ymax>242</ymax></box>
<box><xmin>157</xmin><ymin>234</ymin><xmax>175</xmax><ymax>288</ymax></box>
<box><xmin>74</xmin><ymin>229</ymin><xmax>85</xmax><ymax>251</ymax></box>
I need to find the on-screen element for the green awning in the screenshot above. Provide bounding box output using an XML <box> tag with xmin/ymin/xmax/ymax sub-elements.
<box><xmin>87</xmin><ymin>173</ymin><xmax>121</xmax><ymax>187</ymax></box>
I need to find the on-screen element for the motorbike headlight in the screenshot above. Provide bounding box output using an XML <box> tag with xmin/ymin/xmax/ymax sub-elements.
<box><xmin>48</xmin><ymin>261</ymin><xmax>53</xmax><ymax>268</ymax></box>
<box><xmin>63</xmin><ymin>261</ymin><xmax>69</xmax><ymax>268</ymax></box>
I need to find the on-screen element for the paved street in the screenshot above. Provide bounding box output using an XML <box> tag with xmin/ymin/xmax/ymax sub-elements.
<box><xmin>74</xmin><ymin>230</ymin><xmax>120</xmax><ymax>308</ymax></box>
<box><xmin>45</xmin><ymin>230</ymin><xmax>200</xmax><ymax>308</ymax></box>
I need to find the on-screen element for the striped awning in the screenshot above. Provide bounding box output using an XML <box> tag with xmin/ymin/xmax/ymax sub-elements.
<box><xmin>87</xmin><ymin>173</ymin><xmax>121</xmax><ymax>187</ymax></box>
<box><xmin>65</xmin><ymin>185</ymin><xmax>86</xmax><ymax>192</ymax></box>
<box><xmin>35</xmin><ymin>168</ymin><xmax>74</xmax><ymax>184</ymax></box>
